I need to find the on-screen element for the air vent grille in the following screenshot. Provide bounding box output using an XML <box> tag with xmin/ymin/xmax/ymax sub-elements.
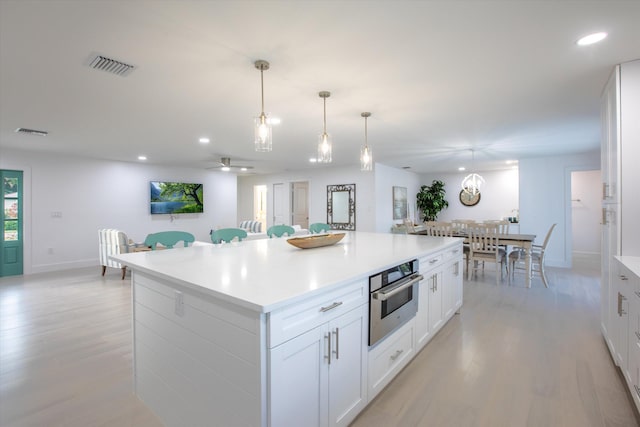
<box><xmin>15</xmin><ymin>127</ymin><xmax>48</xmax><ymax>136</ymax></box>
<box><xmin>89</xmin><ymin>54</ymin><xmax>135</xmax><ymax>76</ymax></box>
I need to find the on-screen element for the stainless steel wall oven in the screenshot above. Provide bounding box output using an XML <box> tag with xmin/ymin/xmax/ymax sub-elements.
<box><xmin>369</xmin><ymin>259</ymin><xmax>422</xmax><ymax>346</ymax></box>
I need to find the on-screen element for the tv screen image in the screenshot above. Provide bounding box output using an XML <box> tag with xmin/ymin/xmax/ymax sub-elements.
<box><xmin>150</xmin><ymin>181</ymin><xmax>204</xmax><ymax>214</ymax></box>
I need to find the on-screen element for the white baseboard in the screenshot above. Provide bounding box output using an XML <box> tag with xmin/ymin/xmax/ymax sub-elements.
<box><xmin>30</xmin><ymin>259</ymin><xmax>97</xmax><ymax>274</ymax></box>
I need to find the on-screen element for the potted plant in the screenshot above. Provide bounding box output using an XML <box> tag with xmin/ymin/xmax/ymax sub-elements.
<box><xmin>417</xmin><ymin>180</ymin><xmax>449</xmax><ymax>221</ymax></box>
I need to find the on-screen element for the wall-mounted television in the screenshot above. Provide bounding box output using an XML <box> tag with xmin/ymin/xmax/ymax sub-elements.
<box><xmin>150</xmin><ymin>181</ymin><xmax>204</xmax><ymax>214</ymax></box>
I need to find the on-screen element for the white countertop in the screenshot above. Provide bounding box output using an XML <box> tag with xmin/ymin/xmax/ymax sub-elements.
<box><xmin>616</xmin><ymin>255</ymin><xmax>640</xmax><ymax>278</ymax></box>
<box><xmin>113</xmin><ymin>231</ymin><xmax>461</xmax><ymax>313</ymax></box>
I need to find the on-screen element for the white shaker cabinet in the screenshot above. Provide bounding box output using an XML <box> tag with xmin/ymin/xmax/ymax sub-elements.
<box><xmin>613</xmin><ymin>257</ymin><xmax>640</xmax><ymax>412</ymax></box>
<box><xmin>601</xmin><ymin>59</ymin><xmax>640</xmax><ymax>365</ymax></box>
<box><xmin>415</xmin><ymin>246</ymin><xmax>463</xmax><ymax>352</ymax></box>
<box><xmin>443</xmin><ymin>249</ymin><xmax>463</xmax><ymax>318</ymax></box>
<box><xmin>269</xmin><ymin>303</ymin><xmax>368</xmax><ymax>427</ymax></box>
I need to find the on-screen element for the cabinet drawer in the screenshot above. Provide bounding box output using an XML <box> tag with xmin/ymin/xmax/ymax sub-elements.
<box><xmin>443</xmin><ymin>244</ymin><xmax>463</xmax><ymax>261</ymax></box>
<box><xmin>420</xmin><ymin>252</ymin><xmax>444</xmax><ymax>272</ymax></box>
<box><xmin>268</xmin><ymin>280</ymin><xmax>367</xmax><ymax>348</ymax></box>
<box><xmin>368</xmin><ymin>320</ymin><xmax>414</xmax><ymax>399</ymax></box>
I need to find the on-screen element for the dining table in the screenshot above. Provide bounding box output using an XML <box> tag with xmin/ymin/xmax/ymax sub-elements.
<box><xmin>411</xmin><ymin>229</ymin><xmax>537</xmax><ymax>288</ymax></box>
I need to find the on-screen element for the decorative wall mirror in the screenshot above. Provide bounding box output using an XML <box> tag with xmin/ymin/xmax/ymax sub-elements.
<box><xmin>327</xmin><ymin>184</ymin><xmax>356</xmax><ymax>230</ymax></box>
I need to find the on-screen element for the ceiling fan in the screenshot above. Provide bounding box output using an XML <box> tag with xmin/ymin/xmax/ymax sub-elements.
<box><xmin>208</xmin><ymin>157</ymin><xmax>254</xmax><ymax>172</ymax></box>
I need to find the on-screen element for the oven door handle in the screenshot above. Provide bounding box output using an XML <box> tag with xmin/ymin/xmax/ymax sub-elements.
<box><xmin>371</xmin><ymin>274</ymin><xmax>423</xmax><ymax>301</ymax></box>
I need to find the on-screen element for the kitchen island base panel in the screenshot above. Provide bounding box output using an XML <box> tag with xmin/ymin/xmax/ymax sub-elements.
<box><xmin>133</xmin><ymin>272</ymin><xmax>266</xmax><ymax>427</ymax></box>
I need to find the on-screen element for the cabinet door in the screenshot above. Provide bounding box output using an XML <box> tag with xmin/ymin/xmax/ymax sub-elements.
<box><xmin>601</xmin><ymin>65</ymin><xmax>619</xmax><ymax>202</ymax></box>
<box><xmin>328</xmin><ymin>305</ymin><xmax>367</xmax><ymax>427</ymax></box>
<box><xmin>443</xmin><ymin>259</ymin><xmax>463</xmax><ymax>318</ymax></box>
<box><xmin>603</xmin><ymin>204</ymin><xmax>620</xmax><ymax>357</ymax></box>
<box><xmin>270</xmin><ymin>324</ymin><xmax>329</xmax><ymax>427</ymax></box>
<box><xmin>615</xmin><ymin>265</ymin><xmax>631</xmax><ymax>374</ymax></box>
<box><xmin>428</xmin><ymin>271</ymin><xmax>444</xmax><ymax>334</ymax></box>
<box><xmin>415</xmin><ymin>277</ymin><xmax>431</xmax><ymax>350</ymax></box>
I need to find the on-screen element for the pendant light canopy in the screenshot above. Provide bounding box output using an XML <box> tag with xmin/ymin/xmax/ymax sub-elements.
<box><xmin>461</xmin><ymin>149</ymin><xmax>485</xmax><ymax>195</ymax></box>
<box><xmin>254</xmin><ymin>60</ymin><xmax>272</xmax><ymax>152</ymax></box>
<box><xmin>317</xmin><ymin>91</ymin><xmax>332</xmax><ymax>163</ymax></box>
<box><xmin>360</xmin><ymin>112</ymin><xmax>373</xmax><ymax>171</ymax></box>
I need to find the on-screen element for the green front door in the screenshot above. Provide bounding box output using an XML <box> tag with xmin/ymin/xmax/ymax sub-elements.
<box><xmin>1</xmin><ymin>170</ymin><xmax>23</xmax><ymax>277</ymax></box>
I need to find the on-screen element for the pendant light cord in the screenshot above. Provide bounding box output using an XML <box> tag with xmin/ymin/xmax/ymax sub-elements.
<box><xmin>323</xmin><ymin>97</ymin><xmax>327</xmax><ymax>134</ymax></box>
<box><xmin>260</xmin><ymin>69</ymin><xmax>265</xmax><ymax>114</ymax></box>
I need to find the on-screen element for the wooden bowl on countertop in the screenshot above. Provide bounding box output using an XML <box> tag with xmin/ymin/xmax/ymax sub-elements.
<box><xmin>286</xmin><ymin>233</ymin><xmax>345</xmax><ymax>249</ymax></box>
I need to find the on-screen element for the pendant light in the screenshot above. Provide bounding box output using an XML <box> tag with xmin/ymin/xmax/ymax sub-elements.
<box><xmin>461</xmin><ymin>149</ymin><xmax>485</xmax><ymax>195</ymax></box>
<box><xmin>254</xmin><ymin>60</ymin><xmax>272</xmax><ymax>152</ymax></box>
<box><xmin>360</xmin><ymin>112</ymin><xmax>373</xmax><ymax>171</ymax></box>
<box><xmin>317</xmin><ymin>91</ymin><xmax>332</xmax><ymax>163</ymax></box>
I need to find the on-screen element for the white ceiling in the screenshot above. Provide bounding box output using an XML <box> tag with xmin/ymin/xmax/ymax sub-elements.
<box><xmin>1</xmin><ymin>1</ymin><xmax>639</xmax><ymax>175</ymax></box>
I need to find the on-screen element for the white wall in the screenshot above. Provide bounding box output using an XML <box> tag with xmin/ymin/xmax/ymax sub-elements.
<box><xmin>238</xmin><ymin>165</ymin><xmax>376</xmax><ymax>231</ymax></box>
<box><xmin>374</xmin><ymin>163</ymin><xmax>422</xmax><ymax>232</ymax></box>
<box><xmin>571</xmin><ymin>170</ymin><xmax>601</xmax><ymax>255</ymax></box>
<box><xmin>420</xmin><ymin>169</ymin><xmax>519</xmax><ymax>222</ymax></box>
<box><xmin>237</xmin><ymin>162</ymin><xmax>426</xmax><ymax>233</ymax></box>
<box><xmin>519</xmin><ymin>150</ymin><xmax>600</xmax><ymax>268</ymax></box>
<box><xmin>1</xmin><ymin>148</ymin><xmax>237</xmax><ymax>274</ymax></box>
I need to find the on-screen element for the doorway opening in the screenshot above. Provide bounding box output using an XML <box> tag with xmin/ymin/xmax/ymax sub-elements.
<box><xmin>253</xmin><ymin>185</ymin><xmax>267</xmax><ymax>231</ymax></box>
<box><xmin>570</xmin><ymin>169</ymin><xmax>601</xmax><ymax>272</ymax></box>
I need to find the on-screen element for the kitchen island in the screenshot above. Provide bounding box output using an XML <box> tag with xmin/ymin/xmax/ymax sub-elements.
<box><xmin>113</xmin><ymin>231</ymin><xmax>463</xmax><ymax>427</ymax></box>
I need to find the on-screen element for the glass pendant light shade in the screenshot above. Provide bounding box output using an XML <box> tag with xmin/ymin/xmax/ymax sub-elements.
<box><xmin>317</xmin><ymin>91</ymin><xmax>332</xmax><ymax>163</ymax></box>
<box><xmin>318</xmin><ymin>132</ymin><xmax>332</xmax><ymax>163</ymax></box>
<box><xmin>254</xmin><ymin>112</ymin><xmax>272</xmax><ymax>152</ymax></box>
<box><xmin>254</xmin><ymin>60</ymin><xmax>272</xmax><ymax>152</ymax></box>
<box><xmin>360</xmin><ymin>112</ymin><xmax>373</xmax><ymax>171</ymax></box>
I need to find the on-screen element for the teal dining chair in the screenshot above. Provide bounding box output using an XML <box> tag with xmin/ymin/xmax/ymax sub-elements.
<box><xmin>309</xmin><ymin>222</ymin><xmax>331</xmax><ymax>234</ymax></box>
<box><xmin>211</xmin><ymin>228</ymin><xmax>248</xmax><ymax>244</ymax></box>
<box><xmin>267</xmin><ymin>225</ymin><xmax>295</xmax><ymax>238</ymax></box>
<box><xmin>144</xmin><ymin>231</ymin><xmax>195</xmax><ymax>250</ymax></box>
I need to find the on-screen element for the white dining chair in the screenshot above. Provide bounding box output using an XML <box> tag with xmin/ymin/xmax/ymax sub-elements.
<box><xmin>508</xmin><ymin>223</ymin><xmax>556</xmax><ymax>287</ymax></box>
<box><xmin>467</xmin><ymin>224</ymin><xmax>507</xmax><ymax>285</ymax></box>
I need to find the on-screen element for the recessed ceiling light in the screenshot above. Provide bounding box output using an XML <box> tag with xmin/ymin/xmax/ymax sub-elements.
<box><xmin>138</xmin><ymin>155</ymin><xmax>147</xmax><ymax>161</ymax></box>
<box><xmin>221</xmin><ymin>166</ymin><xmax>230</xmax><ymax>172</ymax></box>
<box><xmin>241</xmin><ymin>167</ymin><xmax>247</xmax><ymax>172</ymax></box>
<box><xmin>309</xmin><ymin>158</ymin><xmax>317</xmax><ymax>163</ymax></box>
<box><xmin>576</xmin><ymin>32</ymin><xmax>607</xmax><ymax>46</ymax></box>
<box><xmin>458</xmin><ymin>167</ymin><xmax>466</xmax><ymax>171</ymax></box>
<box><xmin>199</xmin><ymin>137</ymin><xmax>210</xmax><ymax>144</ymax></box>
<box><xmin>505</xmin><ymin>160</ymin><xmax>518</xmax><ymax>165</ymax></box>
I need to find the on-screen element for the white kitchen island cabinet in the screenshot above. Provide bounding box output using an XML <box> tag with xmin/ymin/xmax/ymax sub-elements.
<box><xmin>113</xmin><ymin>232</ymin><xmax>462</xmax><ymax>427</ymax></box>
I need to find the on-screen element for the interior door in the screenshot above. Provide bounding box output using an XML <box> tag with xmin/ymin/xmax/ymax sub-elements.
<box><xmin>273</xmin><ymin>183</ymin><xmax>286</xmax><ymax>225</ymax></box>
<box><xmin>1</xmin><ymin>170</ymin><xmax>23</xmax><ymax>277</ymax></box>
<box><xmin>291</xmin><ymin>181</ymin><xmax>309</xmax><ymax>229</ymax></box>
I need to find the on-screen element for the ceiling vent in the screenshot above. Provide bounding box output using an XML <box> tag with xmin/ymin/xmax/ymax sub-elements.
<box><xmin>15</xmin><ymin>127</ymin><xmax>48</xmax><ymax>136</ymax></box>
<box><xmin>88</xmin><ymin>54</ymin><xmax>135</xmax><ymax>77</ymax></box>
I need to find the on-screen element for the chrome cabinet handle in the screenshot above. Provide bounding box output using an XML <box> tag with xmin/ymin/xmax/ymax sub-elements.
<box><xmin>429</xmin><ymin>258</ymin><xmax>439</xmax><ymax>264</ymax></box>
<box><xmin>635</xmin><ymin>291</ymin><xmax>640</xmax><ymax>298</ymax></box>
<box><xmin>620</xmin><ymin>275</ymin><xmax>628</xmax><ymax>281</ymax></box>
<box><xmin>333</xmin><ymin>328</ymin><xmax>339</xmax><ymax>360</ymax></box>
<box><xmin>618</xmin><ymin>292</ymin><xmax>623</xmax><ymax>316</ymax></box>
<box><xmin>320</xmin><ymin>301</ymin><xmax>343</xmax><ymax>312</ymax></box>
<box><xmin>635</xmin><ymin>331</ymin><xmax>640</xmax><ymax>341</ymax></box>
<box><xmin>372</xmin><ymin>274</ymin><xmax>423</xmax><ymax>301</ymax></box>
<box><xmin>390</xmin><ymin>349</ymin><xmax>403</xmax><ymax>361</ymax></box>
<box><xmin>602</xmin><ymin>208</ymin><xmax>607</xmax><ymax>225</ymax></box>
<box><xmin>325</xmin><ymin>332</ymin><xmax>331</xmax><ymax>365</ymax></box>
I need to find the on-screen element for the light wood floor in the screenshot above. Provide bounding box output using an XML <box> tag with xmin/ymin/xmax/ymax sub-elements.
<box><xmin>0</xmin><ymin>256</ymin><xmax>638</xmax><ymax>427</ymax></box>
